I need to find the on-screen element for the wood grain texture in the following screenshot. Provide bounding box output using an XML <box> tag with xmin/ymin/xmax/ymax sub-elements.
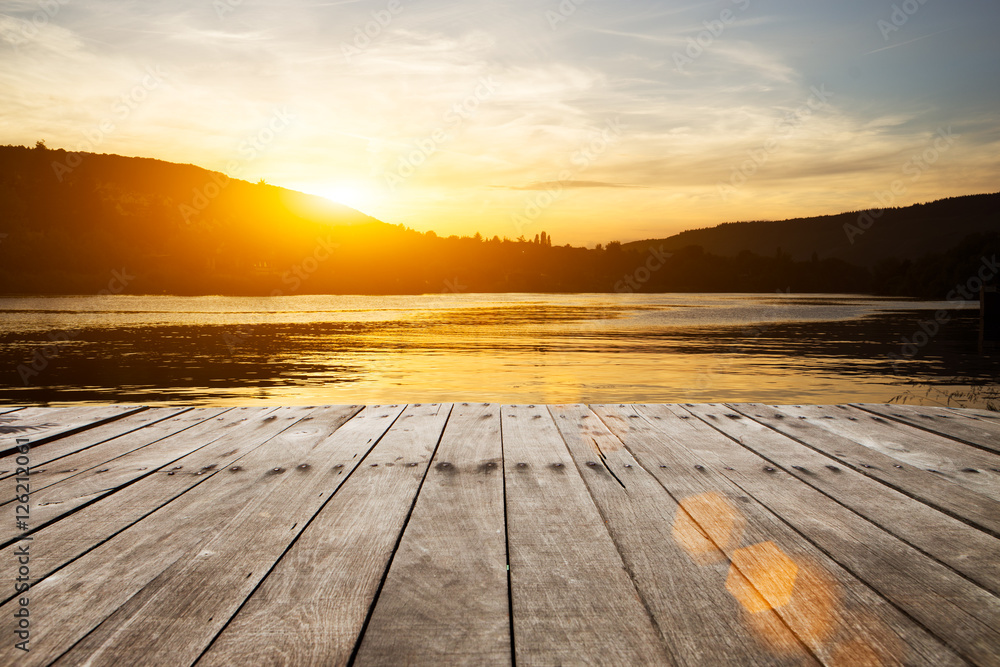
<box><xmin>2</xmin><ymin>408</ymin><xmax>221</xmax><ymax>493</ymax></box>
<box><xmin>731</xmin><ymin>404</ymin><xmax>1000</xmax><ymax>538</ymax></box>
<box><xmin>46</xmin><ymin>405</ymin><xmax>369</xmax><ymax>667</ymax></box>
<box><xmin>0</xmin><ymin>406</ymin><xmax>315</xmax><ymax>666</ymax></box>
<box><xmin>549</xmin><ymin>403</ymin><xmax>813</xmax><ymax>666</ymax></box>
<box><xmin>0</xmin><ymin>408</ymin><xmax>193</xmax><ymax>480</ymax></box>
<box><xmin>775</xmin><ymin>404</ymin><xmax>1000</xmax><ymax>501</ymax></box>
<box><xmin>354</xmin><ymin>403</ymin><xmax>510</xmax><ymax>666</ymax></box>
<box><xmin>0</xmin><ymin>402</ymin><xmax>996</xmax><ymax>667</ymax></box>
<box><xmin>854</xmin><ymin>403</ymin><xmax>1000</xmax><ymax>455</ymax></box>
<box><xmin>947</xmin><ymin>406</ymin><xmax>1000</xmax><ymax>421</ymax></box>
<box><xmin>0</xmin><ymin>408</ymin><xmax>231</xmax><ymax>544</ymax></box>
<box><xmin>686</xmin><ymin>404</ymin><xmax>1000</xmax><ymax>596</ymax></box>
<box><xmin>502</xmin><ymin>404</ymin><xmax>673</xmax><ymax>667</ymax></box>
<box><xmin>666</xmin><ymin>404</ymin><xmax>1000</xmax><ymax>665</ymax></box>
<box><xmin>0</xmin><ymin>407</ymin><xmax>193</xmax><ymax>480</ymax></box>
<box><xmin>0</xmin><ymin>404</ymin><xmax>145</xmax><ymax>457</ymax></box>
<box><xmin>597</xmin><ymin>404</ymin><xmax>963</xmax><ymax>667</ymax></box>
<box><xmin>197</xmin><ymin>403</ymin><xmax>448</xmax><ymax>667</ymax></box>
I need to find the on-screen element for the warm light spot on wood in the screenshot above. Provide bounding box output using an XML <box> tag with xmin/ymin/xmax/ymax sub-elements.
<box><xmin>672</xmin><ymin>492</ymin><xmax>745</xmax><ymax>565</ymax></box>
<box><xmin>743</xmin><ymin>557</ymin><xmax>841</xmax><ymax>653</ymax></box>
<box><xmin>726</xmin><ymin>541</ymin><xmax>798</xmax><ymax>613</ymax></box>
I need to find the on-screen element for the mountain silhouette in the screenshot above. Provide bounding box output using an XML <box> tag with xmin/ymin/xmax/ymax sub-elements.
<box><xmin>623</xmin><ymin>192</ymin><xmax>1000</xmax><ymax>267</ymax></box>
<box><xmin>1</xmin><ymin>144</ymin><xmax>996</xmax><ymax>297</ymax></box>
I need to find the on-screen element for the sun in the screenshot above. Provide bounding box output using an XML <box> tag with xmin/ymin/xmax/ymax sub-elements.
<box><xmin>294</xmin><ymin>181</ymin><xmax>377</xmax><ymax>213</ymax></box>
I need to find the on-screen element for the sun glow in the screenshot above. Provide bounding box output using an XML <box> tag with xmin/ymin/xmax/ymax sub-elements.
<box><xmin>294</xmin><ymin>181</ymin><xmax>379</xmax><ymax>214</ymax></box>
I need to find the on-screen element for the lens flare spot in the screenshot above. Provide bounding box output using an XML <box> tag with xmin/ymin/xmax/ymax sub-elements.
<box><xmin>726</xmin><ymin>541</ymin><xmax>798</xmax><ymax>613</ymax></box>
<box><xmin>672</xmin><ymin>492</ymin><xmax>745</xmax><ymax>565</ymax></box>
<box><xmin>743</xmin><ymin>557</ymin><xmax>841</xmax><ymax>653</ymax></box>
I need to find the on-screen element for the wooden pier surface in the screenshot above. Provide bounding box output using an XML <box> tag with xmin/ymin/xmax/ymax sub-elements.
<box><xmin>2</xmin><ymin>402</ymin><xmax>1000</xmax><ymax>666</ymax></box>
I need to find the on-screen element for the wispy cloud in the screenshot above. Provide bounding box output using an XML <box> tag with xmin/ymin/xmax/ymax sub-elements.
<box><xmin>0</xmin><ymin>0</ymin><xmax>996</xmax><ymax>243</ymax></box>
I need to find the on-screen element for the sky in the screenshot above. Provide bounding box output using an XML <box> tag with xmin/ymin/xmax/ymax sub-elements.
<box><xmin>1</xmin><ymin>0</ymin><xmax>998</xmax><ymax>246</ymax></box>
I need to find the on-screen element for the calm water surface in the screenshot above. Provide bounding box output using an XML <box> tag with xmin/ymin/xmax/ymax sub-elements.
<box><xmin>0</xmin><ymin>293</ymin><xmax>994</xmax><ymax>407</ymax></box>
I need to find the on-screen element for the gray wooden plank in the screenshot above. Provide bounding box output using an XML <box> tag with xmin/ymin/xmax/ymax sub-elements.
<box><xmin>0</xmin><ymin>406</ymin><xmax>80</xmax><ymax>434</ymax></box>
<box><xmin>948</xmin><ymin>406</ymin><xmax>1000</xmax><ymax>421</ymax></box>
<box><xmin>0</xmin><ymin>405</ymin><xmax>352</xmax><ymax>666</ymax></box>
<box><xmin>594</xmin><ymin>404</ymin><xmax>964</xmax><ymax>666</ymax></box>
<box><xmin>549</xmin><ymin>404</ymin><xmax>814</xmax><ymax>666</ymax></box>
<box><xmin>0</xmin><ymin>406</ymin><xmax>300</xmax><ymax>619</ymax></box>
<box><xmin>47</xmin><ymin>404</ymin><xmax>375</xmax><ymax>667</ymax></box>
<box><xmin>197</xmin><ymin>403</ymin><xmax>449</xmax><ymax>667</ymax></box>
<box><xmin>775</xmin><ymin>404</ymin><xmax>1000</xmax><ymax>502</ymax></box>
<box><xmin>658</xmin><ymin>404</ymin><xmax>1000</xmax><ymax>665</ymax></box>
<box><xmin>685</xmin><ymin>404</ymin><xmax>1000</xmax><ymax>597</ymax></box>
<box><xmin>0</xmin><ymin>407</ymin><xmax>197</xmax><ymax>489</ymax></box>
<box><xmin>354</xmin><ymin>403</ymin><xmax>510</xmax><ymax>666</ymax></box>
<box><xmin>502</xmin><ymin>404</ymin><xmax>674</xmax><ymax>666</ymax></box>
<box><xmin>0</xmin><ymin>408</ymin><xmax>232</xmax><ymax>543</ymax></box>
<box><xmin>0</xmin><ymin>406</ymin><xmax>25</xmax><ymax>416</ymax></box>
<box><xmin>0</xmin><ymin>405</ymin><xmax>145</xmax><ymax>457</ymax></box>
<box><xmin>731</xmin><ymin>404</ymin><xmax>1000</xmax><ymax>538</ymax></box>
<box><xmin>0</xmin><ymin>407</ymin><xmax>193</xmax><ymax>479</ymax></box>
<box><xmin>855</xmin><ymin>403</ymin><xmax>1000</xmax><ymax>455</ymax></box>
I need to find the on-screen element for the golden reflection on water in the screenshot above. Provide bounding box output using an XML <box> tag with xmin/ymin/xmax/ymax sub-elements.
<box><xmin>1</xmin><ymin>293</ymin><xmax>987</xmax><ymax>406</ymax></box>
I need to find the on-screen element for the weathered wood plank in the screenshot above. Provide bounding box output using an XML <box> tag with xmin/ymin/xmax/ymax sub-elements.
<box><xmin>502</xmin><ymin>404</ymin><xmax>673</xmax><ymax>666</ymax></box>
<box><xmin>197</xmin><ymin>403</ymin><xmax>448</xmax><ymax>667</ymax></box>
<box><xmin>775</xmin><ymin>404</ymin><xmax>1000</xmax><ymax>501</ymax></box>
<box><xmin>550</xmin><ymin>404</ymin><xmax>813</xmax><ymax>666</ymax></box>
<box><xmin>947</xmin><ymin>406</ymin><xmax>1000</xmax><ymax>421</ymax></box>
<box><xmin>0</xmin><ymin>407</ymin><xmax>193</xmax><ymax>480</ymax></box>
<box><xmin>731</xmin><ymin>404</ymin><xmax>1000</xmax><ymax>538</ymax></box>
<box><xmin>48</xmin><ymin>404</ymin><xmax>373</xmax><ymax>667</ymax></box>
<box><xmin>856</xmin><ymin>403</ymin><xmax>1000</xmax><ymax>455</ymax></box>
<box><xmin>0</xmin><ymin>405</ymin><xmax>145</xmax><ymax>457</ymax></box>
<box><xmin>595</xmin><ymin>404</ymin><xmax>963</xmax><ymax>666</ymax></box>
<box><xmin>0</xmin><ymin>406</ymin><xmax>302</xmax><ymax>621</ymax></box>
<box><xmin>685</xmin><ymin>404</ymin><xmax>1000</xmax><ymax>596</ymax></box>
<box><xmin>0</xmin><ymin>408</ymin><xmax>232</xmax><ymax>543</ymax></box>
<box><xmin>661</xmin><ymin>404</ymin><xmax>1000</xmax><ymax>665</ymax></box>
<box><xmin>0</xmin><ymin>407</ymin><xmax>197</xmax><ymax>489</ymax></box>
<box><xmin>0</xmin><ymin>406</ymin><xmax>80</xmax><ymax>433</ymax></box>
<box><xmin>354</xmin><ymin>403</ymin><xmax>510</xmax><ymax>666</ymax></box>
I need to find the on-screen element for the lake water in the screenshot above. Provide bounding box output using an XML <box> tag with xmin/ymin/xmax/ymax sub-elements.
<box><xmin>0</xmin><ymin>293</ymin><xmax>995</xmax><ymax>408</ymax></box>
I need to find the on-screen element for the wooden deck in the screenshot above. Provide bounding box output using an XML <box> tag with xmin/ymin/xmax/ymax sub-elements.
<box><xmin>2</xmin><ymin>403</ymin><xmax>999</xmax><ymax>666</ymax></box>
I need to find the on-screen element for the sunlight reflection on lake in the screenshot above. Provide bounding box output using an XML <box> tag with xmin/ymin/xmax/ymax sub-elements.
<box><xmin>0</xmin><ymin>293</ymin><xmax>992</xmax><ymax>407</ymax></box>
